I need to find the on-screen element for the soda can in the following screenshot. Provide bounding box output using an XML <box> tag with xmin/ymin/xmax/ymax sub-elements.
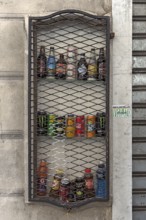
<box><xmin>67</xmin><ymin>114</ymin><xmax>75</xmax><ymax>126</ymax></box>
<box><xmin>66</xmin><ymin>114</ymin><xmax>76</xmax><ymax>138</ymax></box>
<box><xmin>96</xmin><ymin>112</ymin><xmax>106</xmax><ymax>136</ymax></box>
<box><xmin>59</xmin><ymin>178</ymin><xmax>70</xmax><ymax>202</ymax></box>
<box><xmin>55</xmin><ymin>116</ymin><xmax>65</xmax><ymax>137</ymax></box>
<box><xmin>37</xmin><ymin>111</ymin><xmax>47</xmax><ymax>135</ymax></box>
<box><xmin>76</xmin><ymin>115</ymin><xmax>85</xmax><ymax>137</ymax></box>
<box><xmin>100</xmin><ymin>112</ymin><xmax>106</xmax><ymax>136</ymax></box>
<box><xmin>47</xmin><ymin>113</ymin><xmax>56</xmax><ymax>136</ymax></box>
<box><xmin>86</xmin><ymin>115</ymin><xmax>96</xmax><ymax>138</ymax></box>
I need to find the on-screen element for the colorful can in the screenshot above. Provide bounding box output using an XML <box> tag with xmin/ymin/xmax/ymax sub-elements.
<box><xmin>76</xmin><ymin>115</ymin><xmax>85</xmax><ymax>137</ymax></box>
<box><xmin>66</xmin><ymin>114</ymin><xmax>76</xmax><ymax>138</ymax></box>
<box><xmin>67</xmin><ymin>114</ymin><xmax>75</xmax><ymax>126</ymax></box>
<box><xmin>55</xmin><ymin>116</ymin><xmax>65</xmax><ymax>137</ymax></box>
<box><xmin>59</xmin><ymin>178</ymin><xmax>70</xmax><ymax>202</ymax></box>
<box><xmin>47</xmin><ymin>113</ymin><xmax>56</xmax><ymax>136</ymax></box>
<box><xmin>86</xmin><ymin>115</ymin><xmax>96</xmax><ymax>138</ymax></box>
<box><xmin>37</xmin><ymin>111</ymin><xmax>47</xmax><ymax>135</ymax></box>
<box><xmin>75</xmin><ymin>177</ymin><xmax>85</xmax><ymax>200</ymax></box>
<box><xmin>96</xmin><ymin>112</ymin><xmax>106</xmax><ymax>136</ymax></box>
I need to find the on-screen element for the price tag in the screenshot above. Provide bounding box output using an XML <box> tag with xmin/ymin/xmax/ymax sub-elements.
<box><xmin>113</xmin><ymin>105</ymin><xmax>131</xmax><ymax>118</ymax></box>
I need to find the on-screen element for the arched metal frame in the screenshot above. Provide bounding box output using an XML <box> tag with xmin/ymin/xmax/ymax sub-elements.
<box><xmin>28</xmin><ymin>9</ymin><xmax>110</xmax><ymax>208</ymax></box>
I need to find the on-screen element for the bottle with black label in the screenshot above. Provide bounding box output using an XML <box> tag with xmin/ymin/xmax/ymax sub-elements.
<box><xmin>77</xmin><ymin>53</ymin><xmax>88</xmax><ymax>80</ymax></box>
<box><xmin>47</xmin><ymin>47</ymin><xmax>56</xmax><ymax>78</ymax></box>
<box><xmin>37</xmin><ymin>46</ymin><xmax>47</xmax><ymax>78</ymax></box>
<box><xmin>88</xmin><ymin>48</ymin><xmax>97</xmax><ymax>80</ymax></box>
<box><xmin>55</xmin><ymin>54</ymin><xmax>67</xmax><ymax>79</ymax></box>
<box><xmin>97</xmin><ymin>48</ymin><xmax>106</xmax><ymax>81</ymax></box>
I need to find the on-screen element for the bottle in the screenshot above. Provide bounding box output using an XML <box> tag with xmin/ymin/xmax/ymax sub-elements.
<box><xmin>97</xmin><ymin>48</ymin><xmax>106</xmax><ymax>81</ymax></box>
<box><xmin>96</xmin><ymin>163</ymin><xmax>107</xmax><ymax>199</ymax></box>
<box><xmin>77</xmin><ymin>53</ymin><xmax>88</xmax><ymax>80</ymax></box>
<box><xmin>66</xmin><ymin>45</ymin><xmax>77</xmax><ymax>79</ymax></box>
<box><xmin>55</xmin><ymin>54</ymin><xmax>67</xmax><ymax>79</ymax></box>
<box><xmin>84</xmin><ymin>168</ymin><xmax>95</xmax><ymax>198</ymax></box>
<box><xmin>47</xmin><ymin>47</ymin><xmax>56</xmax><ymax>78</ymax></box>
<box><xmin>37</xmin><ymin>46</ymin><xmax>47</xmax><ymax>78</ymax></box>
<box><xmin>88</xmin><ymin>48</ymin><xmax>97</xmax><ymax>80</ymax></box>
<box><xmin>37</xmin><ymin>160</ymin><xmax>48</xmax><ymax>196</ymax></box>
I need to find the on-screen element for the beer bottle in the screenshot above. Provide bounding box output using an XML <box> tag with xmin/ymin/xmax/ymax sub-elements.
<box><xmin>88</xmin><ymin>48</ymin><xmax>97</xmax><ymax>80</ymax></box>
<box><xmin>97</xmin><ymin>48</ymin><xmax>106</xmax><ymax>81</ymax></box>
<box><xmin>77</xmin><ymin>53</ymin><xmax>88</xmax><ymax>80</ymax></box>
<box><xmin>37</xmin><ymin>46</ymin><xmax>47</xmax><ymax>78</ymax></box>
<box><xmin>47</xmin><ymin>47</ymin><xmax>56</xmax><ymax>78</ymax></box>
<box><xmin>55</xmin><ymin>54</ymin><xmax>67</xmax><ymax>79</ymax></box>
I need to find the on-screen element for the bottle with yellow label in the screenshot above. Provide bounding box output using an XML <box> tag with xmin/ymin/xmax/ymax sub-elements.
<box><xmin>88</xmin><ymin>48</ymin><xmax>97</xmax><ymax>80</ymax></box>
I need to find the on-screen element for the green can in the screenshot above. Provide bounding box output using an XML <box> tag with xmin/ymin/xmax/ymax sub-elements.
<box><xmin>47</xmin><ymin>113</ymin><xmax>56</xmax><ymax>136</ymax></box>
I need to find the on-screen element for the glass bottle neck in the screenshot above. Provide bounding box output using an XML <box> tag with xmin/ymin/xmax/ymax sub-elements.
<box><xmin>40</xmin><ymin>46</ymin><xmax>45</xmax><ymax>55</ymax></box>
<box><xmin>49</xmin><ymin>48</ymin><xmax>55</xmax><ymax>56</ymax></box>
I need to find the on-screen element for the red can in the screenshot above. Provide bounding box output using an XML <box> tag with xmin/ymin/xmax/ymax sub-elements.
<box><xmin>76</xmin><ymin>115</ymin><xmax>85</xmax><ymax>137</ymax></box>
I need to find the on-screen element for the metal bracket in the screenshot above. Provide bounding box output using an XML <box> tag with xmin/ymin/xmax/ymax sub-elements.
<box><xmin>110</xmin><ymin>32</ymin><xmax>115</xmax><ymax>39</ymax></box>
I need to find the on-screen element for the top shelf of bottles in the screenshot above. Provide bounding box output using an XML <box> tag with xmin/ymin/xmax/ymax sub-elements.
<box><xmin>37</xmin><ymin>45</ymin><xmax>106</xmax><ymax>82</ymax></box>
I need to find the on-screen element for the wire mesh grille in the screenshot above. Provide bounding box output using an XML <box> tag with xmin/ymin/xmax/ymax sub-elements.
<box><xmin>28</xmin><ymin>10</ymin><xmax>110</xmax><ymax>208</ymax></box>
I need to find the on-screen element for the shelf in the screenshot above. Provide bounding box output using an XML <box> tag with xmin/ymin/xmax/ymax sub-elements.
<box><xmin>28</xmin><ymin>10</ymin><xmax>110</xmax><ymax>208</ymax></box>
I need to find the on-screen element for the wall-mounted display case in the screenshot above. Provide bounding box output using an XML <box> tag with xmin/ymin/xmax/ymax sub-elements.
<box><xmin>28</xmin><ymin>9</ymin><xmax>110</xmax><ymax>208</ymax></box>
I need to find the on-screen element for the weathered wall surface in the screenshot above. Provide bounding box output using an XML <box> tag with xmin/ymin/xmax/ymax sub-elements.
<box><xmin>0</xmin><ymin>0</ymin><xmax>132</xmax><ymax>220</ymax></box>
<box><xmin>0</xmin><ymin>1</ymin><xmax>112</xmax><ymax>220</ymax></box>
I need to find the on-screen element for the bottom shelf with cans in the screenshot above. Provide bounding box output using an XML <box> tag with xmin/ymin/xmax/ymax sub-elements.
<box><xmin>36</xmin><ymin>161</ymin><xmax>107</xmax><ymax>207</ymax></box>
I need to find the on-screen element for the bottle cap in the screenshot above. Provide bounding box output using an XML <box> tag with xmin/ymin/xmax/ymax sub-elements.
<box><xmin>40</xmin><ymin>160</ymin><xmax>47</xmax><ymax>166</ymax></box>
<box><xmin>85</xmin><ymin>168</ymin><xmax>91</xmax><ymax>173</ymax></box>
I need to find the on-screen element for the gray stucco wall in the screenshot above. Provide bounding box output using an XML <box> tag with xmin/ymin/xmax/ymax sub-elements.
<box><xmin>0</xmin><ymin>0</ymin><xmax>132</xmax><ymax>220</ymax></box>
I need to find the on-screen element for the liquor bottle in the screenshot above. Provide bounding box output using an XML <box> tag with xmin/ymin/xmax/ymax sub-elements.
<box><xmin>77</xmin><ymin>53</ymin><xmax>88</xmax><ymax>80</ymax></box>
<box><xmin>55</xmin><ymin>54</ymin><xmax>67</xmax><ymax>79</ymax></box>
<box><xmin>97</xmin><ymin>48</ymin><xmax>106</xmax><ymax>81</ymax></box>
<box><xmin>37</xmin><ymin>160</ymin><xmax>48</xmax><ymax>196</ymax></box>
<box><xmin>47</xmin><ymin>47</ymin><xmax>56</xmax><ymax>78</ymax></box>
<box><xmin>88</xmin><ymin>48</ymin><xmax>97</xmax><ymax>80</ymax></box>
<box><xmin>66</xmin><ymin>45</ymin><xmax>77</xmax><ymax>79</ymax></box>
<box><xmin>37</xmin><ymin>46</ymin><xmax>47</xmax><ymax>78</ymax></box>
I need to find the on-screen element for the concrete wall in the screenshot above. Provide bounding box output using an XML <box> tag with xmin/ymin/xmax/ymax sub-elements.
<box><xmin>0</xmin><ymin>0</ymin><xmax>132</xmax><ymax>220</ymax></box>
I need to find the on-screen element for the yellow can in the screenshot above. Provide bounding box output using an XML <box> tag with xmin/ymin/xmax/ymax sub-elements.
<box><xmin>86</xmin><ymin>115</ymin><xmax>96</xmax><ymax>138</ymax></box>
<box><xmin>66</xmin><ymin>126</ymin><xmax>75</xmax><ymax>138</ymax></box>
